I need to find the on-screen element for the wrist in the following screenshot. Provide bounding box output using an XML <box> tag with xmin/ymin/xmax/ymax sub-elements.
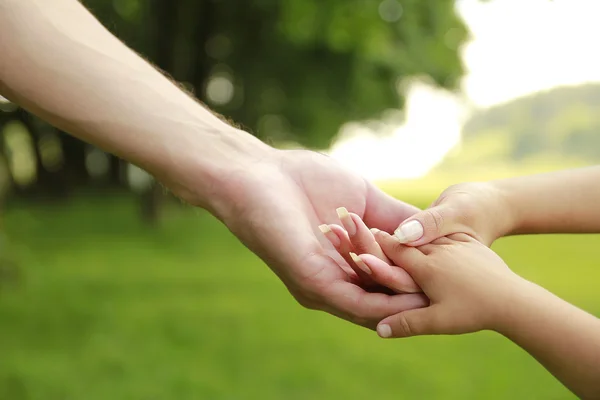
<box><xmin>486</xmin><ymin>179</ymin><xmax>520</xmax><ymax>240</ymax></box>
<box><xmin>153</xmin><ymin>123</ymin><xmax>276</xmax><ymax>215</ymax></box>
<box><xmin>490</xmin><ymin>277</ymin><xmax>548</xmax><ymax>335</ymax></box>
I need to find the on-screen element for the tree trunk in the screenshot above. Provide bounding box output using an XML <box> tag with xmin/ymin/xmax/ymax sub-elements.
<box><xmin>0</xmin><ymin>114</ymin><xmax>18</xmax><ymax>289</ymax></box>
<box><xmin>108</xmin><ymin>154</ymin><xmax>122</xmax><ymax>186</ymax></box>
<box><xmin>190</xmin><ymin>0</ymin><xmax>218</xmax><ymax>98</ymax></box>
<box><xmin>140</xmin><ymin>184</ymin><xmax>164</xmax><ymax>225</ymax></box>
<box><xmin>14</xmin><ymin>110</ymin><xmax>70</xmax><ymax>199</ymax></box>
<box><xmin>60</xmin><ymin>134</ymin><xmax>88</xmax><ymax>187</ymax></box>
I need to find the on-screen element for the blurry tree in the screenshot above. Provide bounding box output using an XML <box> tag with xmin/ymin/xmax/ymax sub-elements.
<box><xmin>0</xmin><ymin>0</ymin><xmax>469</xmax><ymax>221</ymax></box>
<box><xmin>96</xmin><ymin>0</ymin><xmax>467</xmax><ymax>147</ymax></box>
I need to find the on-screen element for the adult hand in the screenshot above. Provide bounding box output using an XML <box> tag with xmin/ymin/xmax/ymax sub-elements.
<box><xmin>392</xmin><ymin>182</ymin><xmax>515</xmax><ymax>247</ymax></box>
<box><xmin>203</xmin><ymin>148</ymin><xmax>428</xmax><ymax>329</ymax></box>
<box><xmin>0</xmin><ymin>0</ymin><xmax>427</xmax><ymax>330</ymax></box>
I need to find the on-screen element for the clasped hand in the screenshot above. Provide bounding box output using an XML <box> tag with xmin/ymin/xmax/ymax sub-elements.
<box><xmin>320</xmin><ymin>182</ymin><xmax>519</xmax><ymax>338</ymax></box>
<box><xmin>216</xmin><ymin>149</ymin><xmax>510</xmax><ymax>332</ymax></box>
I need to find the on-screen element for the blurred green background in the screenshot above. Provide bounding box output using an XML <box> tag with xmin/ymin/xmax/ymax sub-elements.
<box><xmin>1</xmin><ymin>0</ymin><xmax>598</xmax><ymax>399</ymax></box>
<box><xmin>1</xmin><ymin>191</ymin><xmax>591</xmax><ymax>399</ymax></box>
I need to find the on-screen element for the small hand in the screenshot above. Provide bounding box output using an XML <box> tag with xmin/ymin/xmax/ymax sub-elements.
<box><xmin>392</xmin><ymin>182</ymin><xmax>514</xmax><ymax>247</ymax></box>
<box><xmin>356</xmin><ymin>230</ymin><xmax>525</xmax><ymax>338</ymax></box>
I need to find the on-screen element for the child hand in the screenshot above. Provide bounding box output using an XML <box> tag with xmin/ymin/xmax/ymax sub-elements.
<box><xmin>319</xmin><ymin>207</ymin><xmax>421</xmax><ymax>293</ymax></box>
<box><xmin>357</xmin><ymin>230</ymin><xmax>527</xmax><ymax>338</ymax></box>
<box><xmin>392</xmin><ymin>182</ymin><xmax>517</xmax><ymax>247</ymax></box>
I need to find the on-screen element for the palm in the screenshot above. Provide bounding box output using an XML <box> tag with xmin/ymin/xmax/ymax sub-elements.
<box><xmin>223</xmin><ymin>150</ymin><xmax>425</xmax><ymax>328</ymax></box>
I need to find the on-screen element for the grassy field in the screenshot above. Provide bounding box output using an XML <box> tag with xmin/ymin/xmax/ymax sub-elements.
<box><xmin>1</xmin><ymin>187</ymin><xmax>596</xmax><ymax>400</ymax></box>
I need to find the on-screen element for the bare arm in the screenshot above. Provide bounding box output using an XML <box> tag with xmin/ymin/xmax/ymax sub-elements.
<box><xmin>391</xmin><ymin>166</ymin><xmax>600</xmax><ymax>247</ymax></box>
<box><xmin>361</xmin><ymin>231</ymin><xmax>600</xmax><ymax>399</ymax></box>
<box><xmin>0</xmin><ymin>0</ymin><xmax>426</xmax><ymax>330</ymax></box>
<box><xmin>499</xmin><ymin>282</ymin><xmax>600</xmax><ymax>399</ymax></box>
<box><xmin>494</xmin><ymin>166</ymin><xmax>600</xmax><ymax>236</ymax></box>
<box><xmin>0</xmin><ymin>0</ymin><xmax>270</xmax><ymax>211</ymax></box>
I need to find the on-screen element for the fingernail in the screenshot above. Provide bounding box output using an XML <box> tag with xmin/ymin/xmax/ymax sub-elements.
<box><xmin>319</xmin><ymin>224</ymin><xmax>341</xmax><ymax>248</ymax></box>
<box><xmin>394</xmin><ymin>220</ymin><xmax>424</xmax><ymax>243</ymax></box>
<box><xmin>370</xmin><ymin>228</ymin><xmax>380</xmax><ymax>235</ymax></box>
<box><xmin>350</xmin><ymin>252</ymin><xmax>371</xmax><ymax>275</ymax></box>
<box><xmin>336</xmin><ymin>207</ymin><xmax>357</xmax><ymax>236</ymax></box>
<box><xmin>377</xmin><ymin>324</ymin><xmax>392</xmax><ymax>338</ymax></box>
<box><xmin>319</xmin><ymin>224</ymin><xmax>331</xmax><ymax>235</ymax></box>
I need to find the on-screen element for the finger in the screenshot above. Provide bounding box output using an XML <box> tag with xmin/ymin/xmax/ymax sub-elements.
<box><xmin>328</xmin><ymin>224</ymin><xmax>351</xmax><ymax>252</ymax></box>
<box><xmin>348</xmin><ymin>252</ymin><xmax>397</xmax><ymax>296</ymax></box>
<box><xmin>345</xmin><ymin>212</ymin><xmax>391</xmax><ymax>263</ymax></box>
<box><xmin>377</xmin><ymin>305</ymin><xmax>444</xmax><ymax>338</ymax></box>
<box><xmin>323</xmin><ymin>280</ymin><xmax>429</xmax><ymax>329</ymax></box>
<box><xmin>319</xmin><ymin>224</ymin><xmax>341</xmax><ymax>248</ymax></box>
<box><xmin>393</xmin><ymin>204</ymin><xmax>458</xmax><ymax>246</ymax></box>
<box><xmin>328</xmin><ymin>224</ymin><xmax>377</xmax><ymax>286</ymax></box>
<box><xmin>373</xmin><ymin>230</ymin><xmax>430</xmax><ymax>282</ymax></box>
<box><xmin>317</xmin><ymin>224</ymin><xmax>358</xmax><ymax>278</ymax></box>
<box><xmin>336</xmin><ymin>207</ymin><xmax>357</xmax><ymax>236</ymax></box>
<box><xmin>328</xmin><ymin>226</ymin><xmax>406</xmax><ymax>294</ymax></box>
<box><xmin>362</xmin><ymin>182</ymin><xmax>421</xmax><ymax>233</ymax></box>
<box><xmin>359</xmin><ymin>254</ymin><xmax>421</xmax><ymax>293</ymax></box>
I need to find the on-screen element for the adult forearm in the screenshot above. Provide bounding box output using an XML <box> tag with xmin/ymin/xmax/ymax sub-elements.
<box><xmin>497</xmin><ymin>282</ymin><xmax>600</xmax><ymax>399</ymax></box>
<box><xmin>491</xmin><ymin>166</ymin><xmax>600</xmax><ymax>236</ymax></box>
<box><xmin>0</xmin><ymin>0</ymin><xmax>270</xmax><ymax>210</ymax></box>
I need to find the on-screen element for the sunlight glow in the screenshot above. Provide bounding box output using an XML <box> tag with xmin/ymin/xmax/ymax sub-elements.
<box><xmin>328</xmin><ymin>82</ymin><xmax>464</xmax><ymax>180</ymax></box>
<box><xmin>330</xmin><ymin>0</ymin><xmax>600</xmax><ymax>180</ymax></box>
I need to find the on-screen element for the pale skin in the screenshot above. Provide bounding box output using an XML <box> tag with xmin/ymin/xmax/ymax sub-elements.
<box><xmin>392</xmin><ymin>166</ymin><xmax>600</xmax><ymax>247</ymax></box>
<box><xmin>0</xmin><ymin>0</ymin><xmax>429</xmax><ymax>328</ymax></box>
<box><xmin>323</xmin><ymin>168</ymin><xmax>600</xmax><ymax>398</ymax></box>
<box><xmin>367</xmin><ymin>231</ymin><xmax>600</xmax><ymax>400</ymax></box>
<box><xmin>327</xmin><ymin>167</ymin><xmax>600</xmax><ymax>293</ymax></box>
<box><xmin>320</xmin><ymin>208</ymin><xmax>420</xmax><ymax>293</ymax></box>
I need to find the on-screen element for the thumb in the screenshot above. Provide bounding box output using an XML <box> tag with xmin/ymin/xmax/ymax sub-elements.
<box><xmin>376</xmin><ymin>305</ymin><xmax>444</xmax><ymax>338</ymax></box>
<box><xmin>394</xmin><ymin>204</ymin><xmax>457</xmax><ymax>246</ymax></box>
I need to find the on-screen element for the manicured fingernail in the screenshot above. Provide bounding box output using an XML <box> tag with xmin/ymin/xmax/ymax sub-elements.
<box><xmin>350</xmin><ymin>252</ymin><xmax>371</xmax><ymax>275</ymax></box>
<box><xmin>377</xmin><ymin>324</ymin><xmax>392</xmax><ymax>338</ymax></box>
<box><xmin>394</xmin><ymin>220</ymin><xmax>424</xmax><ymax>243</ymax></box>
<box><xmin>319</xmin><ymin>224</ymin><xmax>341</xmax><ymax>248</ymax></box>
<box><xmin>336</xmin><ymin>207</ymin><xmax>357</xmax><ymax>236</ymax></box>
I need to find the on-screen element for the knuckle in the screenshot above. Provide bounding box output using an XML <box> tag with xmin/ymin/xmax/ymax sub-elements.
<box><xmin>425</xmin><ymin>208</ymin><xmax>445</xmax><ymax>234</ymax></box>
<box><xmin>392</xmin><ymin>241</ymin><xmax>405</xmax><ymax>255</ymax></box>
<box><xmin>396</xmin><ymin>314</ymin><xmax>414</xmax><ymax>337</ymax></box>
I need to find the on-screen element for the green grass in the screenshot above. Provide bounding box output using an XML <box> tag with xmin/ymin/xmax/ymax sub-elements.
<box><xmin>1</xmin><ymin>189</ymin><xmax>595</xmax><ymax>400</ymax></box>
